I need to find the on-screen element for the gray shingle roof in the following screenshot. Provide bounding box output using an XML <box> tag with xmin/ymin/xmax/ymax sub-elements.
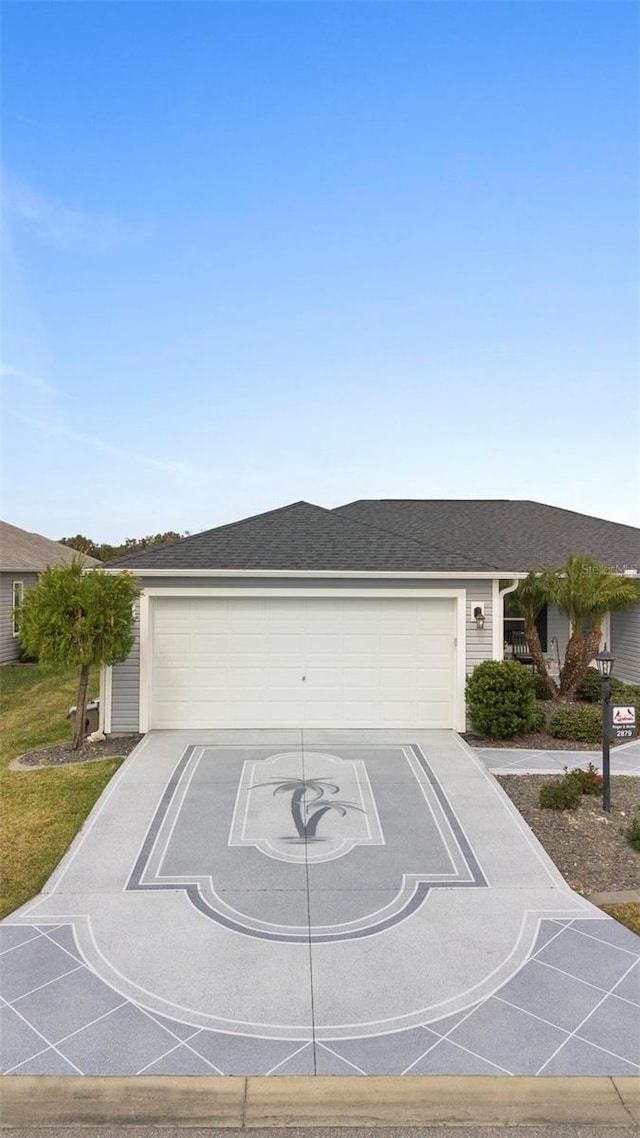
<box><xmin>106</xmin><ymin>501</ymin><xmax>498</xmax><ymax>572</ymax></box>
<box><xmin>0</xmin><ymin>521</ymin><xmax>101</xmax><ymax>572</ymax></box>
<box><xmin>334</xmin><ymin>500</ymin><xmax>640</xmax><ymax>573</ymax></box>
<box><xmin>105</xmin><ymin>499</ymin><xmax>640</xmax><ymax>575</ymax></box>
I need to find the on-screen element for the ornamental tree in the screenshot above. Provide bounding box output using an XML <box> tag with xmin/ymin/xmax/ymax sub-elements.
<box><xmin>17</xmin><ymin>559</ymin><xmax>140</xmax><ymax>748</ymax></box>
<box><xmin>510</xmin><ymin>556</ymin><xmax>640</xmax><ymax>701</ymax></box>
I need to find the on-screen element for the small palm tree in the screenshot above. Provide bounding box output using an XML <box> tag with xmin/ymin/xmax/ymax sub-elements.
<box><xmin>545</xmin><ymin>556</ymin><xmax>640</xmax><ymax>699</ymax></box>
<box><xmin>510</xmin><ymin>570</ymin><xmax>558</xmax><ymax>698</ymax></box>
<box><xmin>510</xmin><ymin>556</ymin><xmax>640</xmax><ymax>701</ymax></box>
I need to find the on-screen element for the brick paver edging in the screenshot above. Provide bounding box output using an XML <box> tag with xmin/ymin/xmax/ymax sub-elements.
<box><xmin>1</xmin><ymin>1075</ymin><xmax>638</xmax><ymax>1128</ymax></box>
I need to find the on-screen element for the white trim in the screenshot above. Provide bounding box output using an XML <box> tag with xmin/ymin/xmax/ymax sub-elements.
<box><xmin>139</xmin><ymin>593</ymin><xmax>151</xmax><ymax>734</ymax></box>
<box><xmin>103</xmin><ymin>567</ymin><xmax>525</xmax><ymax>580</ymax></box>
<box><xmin>139</xmin><ymin>587</ymin><xmax>468</xmax><ymax>733</ymax></box>
<box><xmin>455</xmin><ymin>591</ymin><xmax>467</xmax><ymax>731</ymax></box>
<box><xmin>144</xmin><ymin>586</ymin><xmax>467</xmax><ymax>599</ymax></box>
<box><xmin>99</xmin><ymin>666</ymin><xmax>113</xmax><ymax>734</ymax></box>
<box><xmin>11</xmin><ymin>579</ymin><xmax>24</xmax><ymax>637</ymax></box>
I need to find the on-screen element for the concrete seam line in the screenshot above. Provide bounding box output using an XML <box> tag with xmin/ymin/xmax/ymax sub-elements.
<box><xmin>610</xmin><ymin>1076</ymin><xmax>636</xmax><ymax>1126</ymax></box>
<box><xmin>612</xmin><ymin>1077</ymin><xmax>640</xmax><ymax>1126</ymax></box>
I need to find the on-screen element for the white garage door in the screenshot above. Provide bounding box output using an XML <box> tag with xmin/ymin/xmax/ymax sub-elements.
<box><xmin>149</xmin><ymin>596</ymin><xmax>457</xmax><ymax>729</ymax></box>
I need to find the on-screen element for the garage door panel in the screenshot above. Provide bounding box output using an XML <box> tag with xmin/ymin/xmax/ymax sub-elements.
<box><xmin>189</xmin><ymin>667</ymin><xmax>229</xmax><ymax>688</ymax></box>
<box><xmin>155</xmin><ymin>633</ymin><xmax>191</xmax><ymax>654</ymax></box>
<box><xmin>341</xmin><ymin>667</ymin><xmax>378</xmax><ymax>687</ymax></box>
<box><xmin>268</xmin><ymin>632</ymin><xmax>305</xmax><ymax>653</ymax></box>
<box><xmin>193</xmin><ymin>633</ymin><xmax>230</xmax><ymax>653</ymax></box>
<box><xmin>341</xmin><ymin>633</ymin><xmax>380</xmax><ymax>653</ymax></box>
<box><xmin>149</xmin><ymin>596</ymin><xmax>457</xmax><ymax>729</ymax></box>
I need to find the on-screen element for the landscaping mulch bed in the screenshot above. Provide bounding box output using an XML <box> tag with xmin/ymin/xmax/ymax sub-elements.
<box><xmin>463</xmin><ymin>731</ymin><xmax>607</xmax><ymax>751</ymax></box>
<box><xmin>497</xmin><ymin>774</ymin><xmax>640</xmax><ymax>895</ymax></box>
<box><xmin>12</xmin><ymin>735</ymin><xmax>143</xmax><ymax>770</ymax></box>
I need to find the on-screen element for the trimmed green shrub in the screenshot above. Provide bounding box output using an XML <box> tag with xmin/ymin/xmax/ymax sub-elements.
<box><xmin>533</xmin><ymin>672</ymin><xmax>553</xmax><ymax>701</ymax></box>
<box><xmin>611</xmin><ymin>685</ymin><xmax>640</xmax><ymax>707</ymax></box>
<box><xmin>530</xmin><ymin>702</ymin><xmax>548</xmax><ymax>732</ymax></box>
<box><xmin>539</xmin><ymin>779</ymin><xmax>582</xmax><ymax>810</ymax></box>
<box><xmin>466</xmin><ymin>660</ymin><xmax>537</xmax><ymax>739</ymax></box>
<box><xmin>548</xmin><ymin>705</ymin><xmax>602</xmax><ymax>744</ymax></box>
<box><xmin>626</xmin><ymin>817</ymin><xmax>640</xmax><ymax>852</ymax></box>
<box><xmin>564</xmin><ymin>763</ymin><xmax>603</xmax><ymax>796</ymax></box>
<box><xmin>576</xmin><ymin>668</ymin><xmax>602</xmax><ymax>703</ymax></box>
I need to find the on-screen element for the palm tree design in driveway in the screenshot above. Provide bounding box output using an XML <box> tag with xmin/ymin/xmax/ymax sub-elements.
<box><xmin>250</xmin><ymin>777</ymin><xmax>364</xmax><ymax>842</ymax></box>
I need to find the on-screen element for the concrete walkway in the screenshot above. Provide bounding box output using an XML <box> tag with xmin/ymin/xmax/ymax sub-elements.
<box><xmin>476</xmin><ymin>739</ymin><xmax>640</xmax><ymax>775</ymax></box>
<box><xmin>1</xmin><ymin>731</ymin><xmax>639</xmax><ymax>1078</ymax></box>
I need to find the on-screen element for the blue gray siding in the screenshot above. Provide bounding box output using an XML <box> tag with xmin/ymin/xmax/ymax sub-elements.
<box><xmin>107</xmin><ymin>576</ymin><xmax>496</xmax><ymax>733</ymax></box>
<box><xmin>0</xmin><ymin>571</ymin><xmax>38</xmax><ymax>665</ymax></box>
<box><xmin>110</xmin><ymin>601</ymin><xmax>140</xmax><ymax>733</ymax></box>
<box><xmin>611</xmin><ymin>605</ymin><xmax>640</xmax><ymax>683</ymax></box>
<box><xmin>547</xmin><ymin>604</ymin><xmax>570</xmax><ymax>666</ymax></box>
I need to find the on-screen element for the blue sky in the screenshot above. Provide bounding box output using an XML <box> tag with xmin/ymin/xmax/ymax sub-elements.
<box><xmin>2</xmin><ymin>1</ymin><xmax>638</xmax><ymax>542</ymax></box>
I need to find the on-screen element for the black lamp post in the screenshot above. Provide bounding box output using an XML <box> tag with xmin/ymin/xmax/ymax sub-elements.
<box><xmin>596</xmin><ymin>646</ymin><xmax>615</xmax><ymax>813</ymax></box>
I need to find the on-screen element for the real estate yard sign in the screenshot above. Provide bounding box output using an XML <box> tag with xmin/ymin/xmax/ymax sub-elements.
<box><xmin>611</xmin><ymin>705</ymin><xmax>637</xmax><ymax>741</ymax></box>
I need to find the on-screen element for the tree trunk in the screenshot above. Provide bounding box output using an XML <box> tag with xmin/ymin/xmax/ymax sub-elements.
<box><xmin>558</xmin><ymin>624</ymin><xmax>602</xmax><ymax>700</ymax></box>
<box><xmin>72</xmin><ymin>664</ymin><xmax>91</xmax><ymax>750</ymax></box>
<box><xmin>524</xmin><ymin>621</ymin><xmax>559</xmax><ymax>698</ymax></box>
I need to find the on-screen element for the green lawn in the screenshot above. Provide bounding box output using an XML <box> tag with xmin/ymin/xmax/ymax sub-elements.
<box><xmin>0</xmin><ymin>664</ymin><xmax>123</xmax><ymax>918</ymax></box>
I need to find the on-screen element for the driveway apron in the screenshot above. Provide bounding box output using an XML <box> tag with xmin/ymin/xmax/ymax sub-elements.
<box><xmin>2</xmin><ymin>730</ymin><xmax>639</xmax><ymax>1077</ymax></box>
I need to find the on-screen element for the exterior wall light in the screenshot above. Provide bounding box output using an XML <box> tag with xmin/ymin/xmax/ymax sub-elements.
<box><xmin>595</xmin><ymin>646</ymin><xmax>614</xmax><ymax>679</ymax></box>
<box><xmin>473</xmin><ymin>606</ymin><xmax>486</xmax><ymax>630</ymax></box>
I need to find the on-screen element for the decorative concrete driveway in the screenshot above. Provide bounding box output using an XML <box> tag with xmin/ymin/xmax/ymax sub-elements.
<box><xmin>1</xmin><ymin>731</ymin><xmax>639</xmax><ymax>1077</ymax></box>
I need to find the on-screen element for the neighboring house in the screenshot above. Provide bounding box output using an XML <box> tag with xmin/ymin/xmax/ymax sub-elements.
<box><xmin>0</xmin><ymin>521</ymin><xmax>100</xmax><ymax>664</ymax></box>
<box><xmin>102</xmin><ymin>500</ymin><xmax>640</xmax><ymax>736</ymax></box>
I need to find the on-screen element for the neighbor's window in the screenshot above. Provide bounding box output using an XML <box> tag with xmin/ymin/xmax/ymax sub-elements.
<box><xmin>12</xmin><ymin>580</ymin><xmax>24</xmax><ymax>636</ymax></box>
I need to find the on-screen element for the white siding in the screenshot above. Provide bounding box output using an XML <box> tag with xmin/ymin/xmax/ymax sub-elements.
<box><xmin>108</xmin><ymin>576</ymin><xmax>497</xmax><ymax>733</ymax></box>
<box><xmin>0</xmin><ymin>572</ymin><xmax>38</xmax><ymax>665</ymax></box>
<box><xmin>611</xmin><ymin>605</ymin><xmax>640</xmax><ymax>683</ymax></box>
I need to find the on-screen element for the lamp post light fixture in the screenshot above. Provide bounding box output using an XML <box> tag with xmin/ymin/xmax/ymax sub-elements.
<box><xmin>596</xmin><ymin>646</ymin><xmax>615</xmax><ymax>813</ymax></box>
<box><xmin>473</xmin><ymin>606</ymin><xmax>486</xmax><ymax>631</ymax></box>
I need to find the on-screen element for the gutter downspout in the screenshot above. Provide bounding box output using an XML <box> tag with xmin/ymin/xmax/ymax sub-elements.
<box><xmin>493</xmin><ymin>579</ymin><xmax>519</xmax><ymax>661</ymax></box>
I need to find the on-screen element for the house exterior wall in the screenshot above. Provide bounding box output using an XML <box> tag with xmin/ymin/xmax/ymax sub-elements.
<box><xmin>0</xmin><ymin>571</ymin><xmax>38</xmax><ymax>665</ymax></box>
<box><xmin>110</xmin><ymin>599</ymin><xmax>141</xmax><ymax>733</ymax></box>
<box><xmin>611</xmin><ymin>605</ymin><xmax>640</xmax><ymax>683</ymax></box>
<box><xmin>547</xmin><ymin>604</ymin><xmax>570</xmax><ymax>666</ymax></box>
<box><xmin>108</xmin><ymin>576</ymin><xmax>496</xmax><ymax>733</ymax></box>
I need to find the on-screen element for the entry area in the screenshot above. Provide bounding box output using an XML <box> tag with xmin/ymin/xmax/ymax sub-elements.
<box><xmin>2</xmin><ymin>730</ymin><xmax>638</xmax><ymax>1077</ymax></box>
<box><xmin>147</xmin><ymin>595</ymin><xmax>458</xmax><ymax>729</ymax></box>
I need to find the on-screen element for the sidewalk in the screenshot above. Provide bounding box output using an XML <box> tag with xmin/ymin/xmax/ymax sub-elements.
<box><xmin>475</xmin><ymin>740</ymin><xmax>640</xmax><ymax>775</ymax></box>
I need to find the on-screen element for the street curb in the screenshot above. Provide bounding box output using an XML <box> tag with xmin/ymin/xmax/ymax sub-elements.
<box><xmin>587</xmin><ymin>890</ymin><xmax>640</xmax><ymax>906</ymax></box>
<box><xmin>1</xmin><ymin>1075</ymin><xmax>639</xmax><ymax>1128</ymax></box>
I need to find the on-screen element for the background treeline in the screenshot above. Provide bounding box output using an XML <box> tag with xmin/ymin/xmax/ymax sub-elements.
<box><xmin>59</xmin><ymin>532</ymin><xmax>188</xmax><ymax>561</ymax></box>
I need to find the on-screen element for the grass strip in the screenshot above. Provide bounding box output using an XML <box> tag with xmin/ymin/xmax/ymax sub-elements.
<box><xmin>0</xmin><ymin>664</ymin><xmax>122</xmax><ymax>918</ymax></box>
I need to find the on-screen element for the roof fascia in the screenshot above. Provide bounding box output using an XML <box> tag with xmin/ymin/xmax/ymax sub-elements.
<box><xmin>98</xmin><ymin>567</ymin><xmax>527</xmax><ymax>580</ymax></box>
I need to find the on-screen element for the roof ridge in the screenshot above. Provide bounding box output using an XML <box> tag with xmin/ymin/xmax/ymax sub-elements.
<box><xmin>338</xmin><ymin>499</ymin><xmax>640</xmax><ymax>532</ymax></box>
